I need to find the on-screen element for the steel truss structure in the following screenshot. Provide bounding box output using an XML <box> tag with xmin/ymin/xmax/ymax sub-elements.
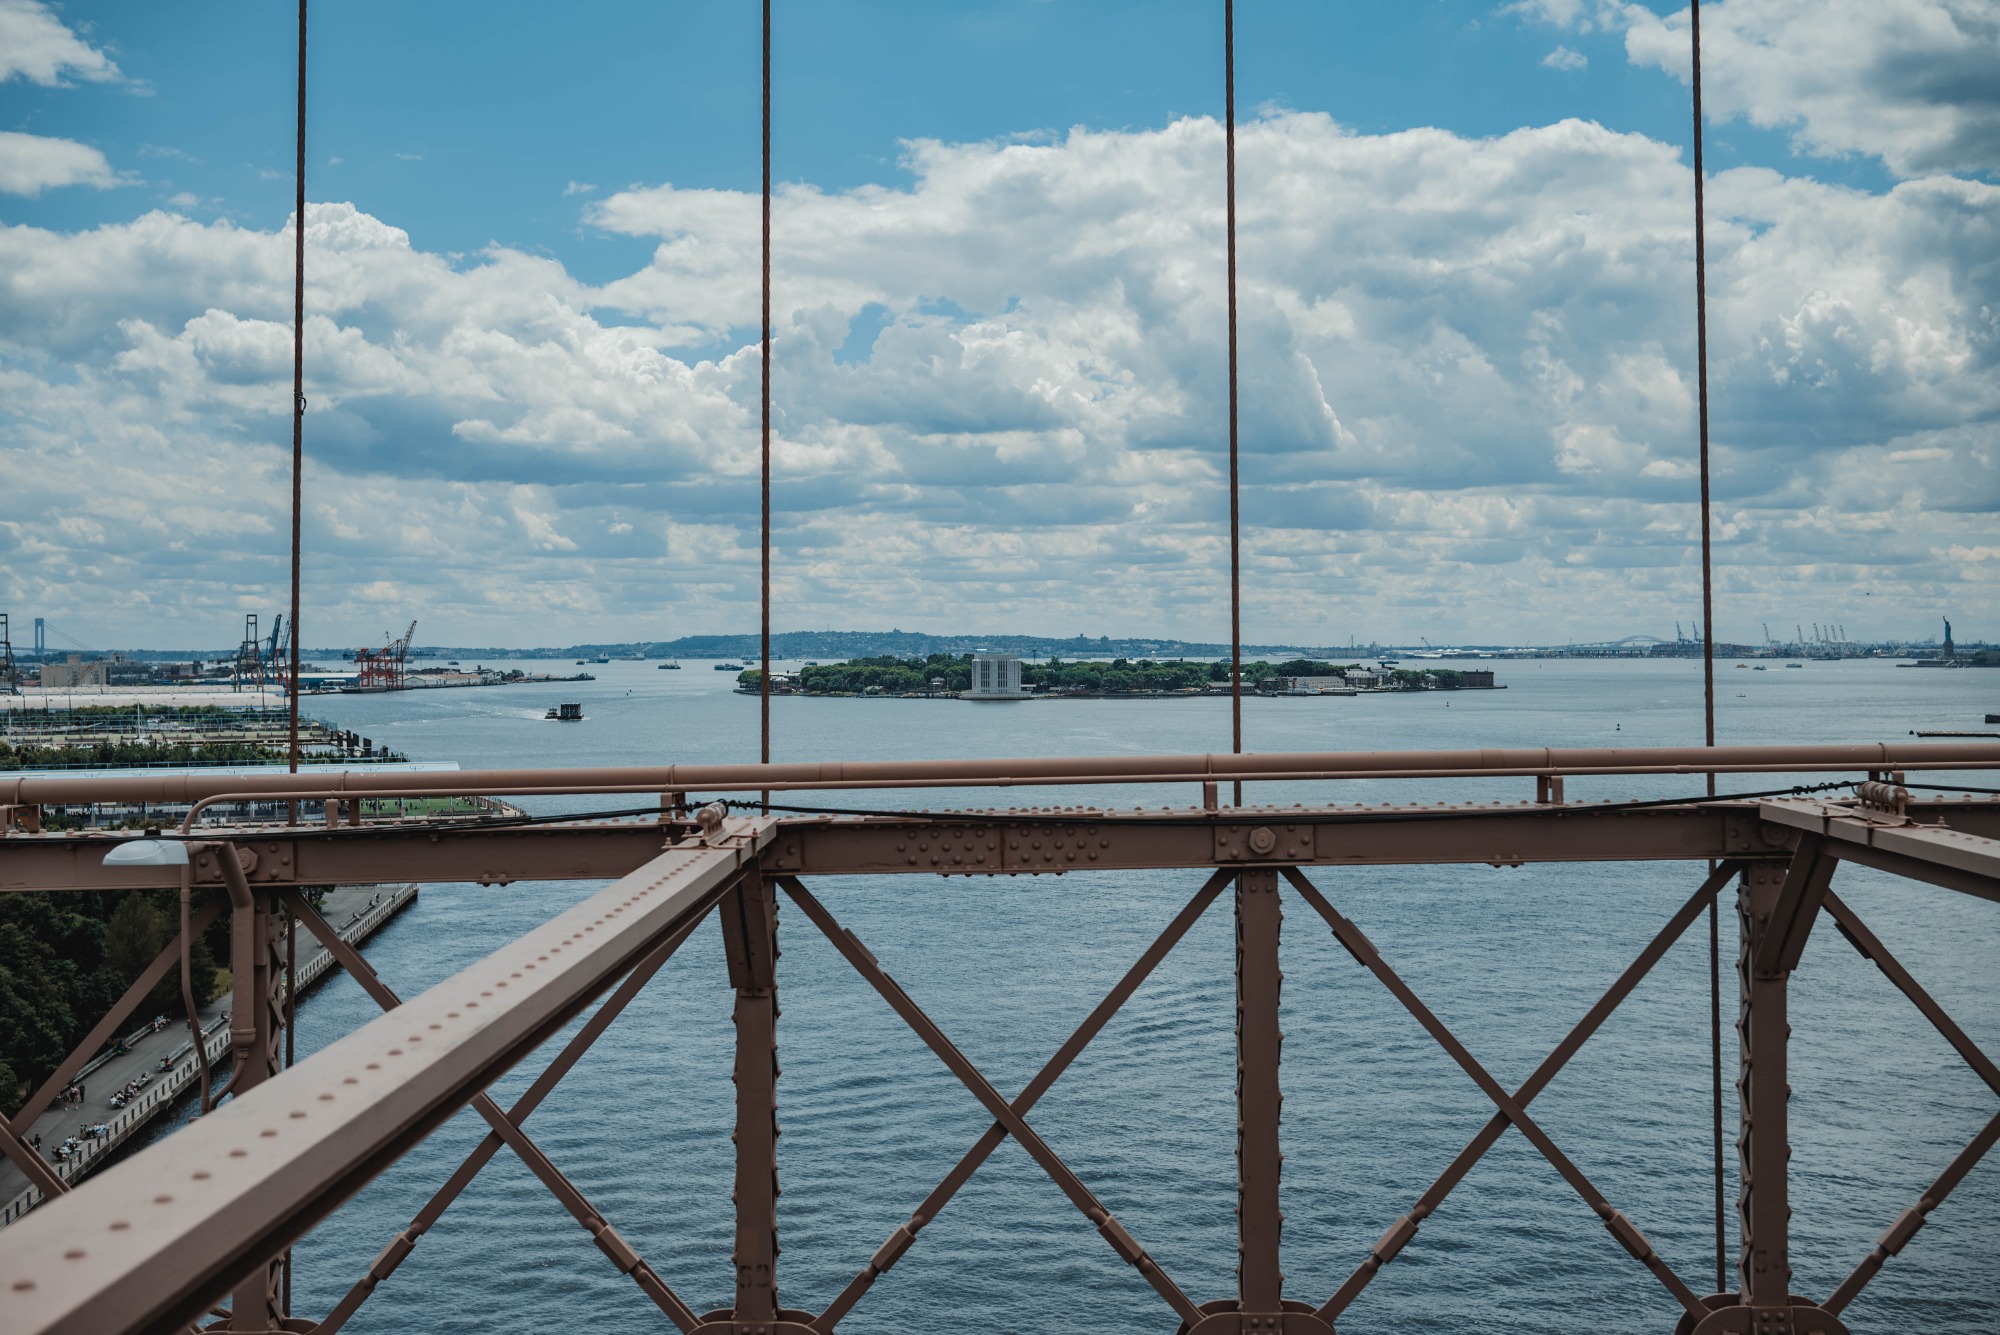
<box><xmin>0</xmin><ymin>742</ymin><xmax>1997</xmax><ymax>1334</ymax></box>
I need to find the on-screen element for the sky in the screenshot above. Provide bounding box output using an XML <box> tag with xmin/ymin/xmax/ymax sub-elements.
<box><xmin>1</xmin><ymin>0</ymin><xmax>1996</xmax><ymax>651</ymax></box>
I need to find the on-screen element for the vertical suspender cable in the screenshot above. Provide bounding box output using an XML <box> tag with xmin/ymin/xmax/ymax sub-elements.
<box><xmin>1224</xmin><ymin>0</ymin><xmax>1243</xmax><ymax>805</ymax></box>
<box><xmin>760</xmin><ymin>0</ymin><xmax>773</xmax><ymax>808</ymax></box>
<box><xmin>282</xmin><ymin>3</ymin><xmax>307</xmax><ymax>1311</ymax></box>
<box><xmin>1690</xmin><ymin>0</ymin><xmax>1725</xmax><ymax>1295</ymax></box>
<box><xmin>288</xmin><ymin>0</ymin><xmax>308</xmax><ymax>776</ymax></box>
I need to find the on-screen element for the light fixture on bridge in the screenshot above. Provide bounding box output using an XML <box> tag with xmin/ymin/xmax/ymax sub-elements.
<box><xmin>102</xmin><ymin>838</ymin><xmax>190</xmax><ymax>867</ymax></box>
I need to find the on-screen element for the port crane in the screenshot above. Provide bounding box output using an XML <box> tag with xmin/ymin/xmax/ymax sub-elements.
<box><xmin>265</xmin><ymin>614</ymin><xmax>292</xmax><ymax>695</ymax></box>
<box><xmin>232</xmin><ymin>614</ymin><xmax>264</xmax><ymax>692</ymax></box>
<box><xmin>356</xmin><ymin>620</ymin><xmax>416</xmax><ymax>691</ymax></box>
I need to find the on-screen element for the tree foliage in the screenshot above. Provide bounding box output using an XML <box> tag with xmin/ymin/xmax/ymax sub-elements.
<box><xmin>740</xmin><ymin>655</ymin><xmax>1487</xmax><ymax>696</ymax></box>
<box><xmin>0</xmin><ymin>891</ymin><xmax>223</xmax><ymax>1118</ymax></box>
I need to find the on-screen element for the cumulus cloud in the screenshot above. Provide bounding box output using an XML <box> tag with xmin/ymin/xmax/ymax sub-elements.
<box><xmin>2</xmin><ymin>113</ymin><xmax>1995</xmax><ymax>644</ymax></box>
<box><xmin>0</xmin><ymin>0</ymin><xmax>118</xmax><ymax>85</ymax></box>
<box><xmin>1513</xmin><ymin>0</ymin><xmax>2000</xmax><ymax>178</ymax></box>
<box><xmin>0</xmin><ymin>129</ymin><xmax>119</xmax><ymax>194</ymax></box>
<box><xmin>1541</xmin><ymin>45</ymin><xmax>1589</xmax><ymax>71</ymax></box>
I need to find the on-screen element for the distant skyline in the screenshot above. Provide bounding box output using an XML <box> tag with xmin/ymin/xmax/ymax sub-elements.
<box><xmin>2</xmin><ymin>0</ymin><xmax>1996</xmax><ymax>649</ymax></box>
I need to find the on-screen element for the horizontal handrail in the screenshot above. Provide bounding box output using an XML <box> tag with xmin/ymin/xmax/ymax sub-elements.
<box><xmin>3</xmin><ymin>741</ymin><xmax>1997</xmax><ymax>807</ymax></box>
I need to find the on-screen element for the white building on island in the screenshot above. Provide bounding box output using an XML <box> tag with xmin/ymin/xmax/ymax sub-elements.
<box><xmin>964</xmin><ymin>652</ymin><xmax>1028</xmax><ymax>700</ymax></box>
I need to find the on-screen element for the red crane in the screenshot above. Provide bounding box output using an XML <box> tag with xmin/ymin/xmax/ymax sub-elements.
<box><xmin>355</xmin><ymin>620</ymin><xmax>416</xmax><ymax>691</ymax></box>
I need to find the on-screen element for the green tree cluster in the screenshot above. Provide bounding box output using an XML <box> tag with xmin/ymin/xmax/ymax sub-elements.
<box><xmin>742</xmin><ymin>655</ymin><xmax>1393</xmax><ymax>695</ymax></box>
<box><xmin>1383</xmin><ymin>668</ymin><xmax>1474</xmax><ymax>689</ymax></box>
<box><xmin>0</xmin><ymin>739</ymin><xmax>408</xmax><ymax>769</ymax></box>
<box><xmin>0</xmin><ymin>891</ymin><xmax>223</xmax><ymax>1118</ymax></box>
<box><xmin>0</xmin><ymin>740</ymin><xmax>286</xmax><ymax>769</ymax></box>
<box><xmin>743</xmin><ymin>654</ymin><xmax>974</xmax><ymax>694</ymax></box>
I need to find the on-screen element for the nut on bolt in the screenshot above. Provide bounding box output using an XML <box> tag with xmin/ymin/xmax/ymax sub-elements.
<box><xmin>1247</xmin><ymin>826</ymin><xmax>1278</xmax><ymax>855</ymax></box>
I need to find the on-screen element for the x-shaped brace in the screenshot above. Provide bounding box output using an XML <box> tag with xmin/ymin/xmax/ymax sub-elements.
<box><xmin>1315</xmin><ymin>860</ymin><xmax>1741</xmax><ymax>1319</ymax></box>
<box><xmin>778</xmin><ymin>874</ymin><xmax>1211</xmax><ymax>1328</ymax></box>
<box><xmin>1820</xmin><ymin>888</ymin><xmax>2000</xmax><ymax>1316</ymax></box>
<box><xmin>283</xmin><ymin>887</ymin><xmax>712</xmax><ymax>1334</ymax></box>
<box><xmin>1281</xmin><ymin>865</ymin><xmax>1713</xmax><ymax>1321</ymax></box>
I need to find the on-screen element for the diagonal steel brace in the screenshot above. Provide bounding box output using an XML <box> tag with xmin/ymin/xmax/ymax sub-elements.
<box><xmin>1819</xmin><ymin>888</ymin><xmax>2000</xmax><ymax>1315</ymax></box>
<box><xmin>279</xmin><ymin>887</ymin><xmax>705</xmax><ymax>1332</ymax></box>
<box><xmin>808</xmin><ymin>869</ymin><xmax>1232</xmax><ymax>1331</ymax></box>
<box><xmin>1281</xmin><ymin>866</ymin><xmax>1708</xmax><ymax>1320</ymax></box>
<box><xmin>311</xmin><ymin>895</ymin><xmax>719</xmax><ymax>1335</ymax></box>
<box><xmin>1316</xmin><ymin>860</ymin><xmax>1742</xmax><ymax>1320</ymax></box>
<box><xmin>0</xmin><ymin>896</ymin><xmax>229</xmax><ymax>1203</ymax></box>
<box><xmin>777</xmin><ymin>875</ymin><xmax>1204</xmax><ymax>1327</ymax></box>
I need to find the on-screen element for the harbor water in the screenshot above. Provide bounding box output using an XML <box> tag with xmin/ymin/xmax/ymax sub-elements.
<box><xmin>141</xmin><ymin>658</ymin><xmax>2000</xmax><ymax>1333</ymax></box>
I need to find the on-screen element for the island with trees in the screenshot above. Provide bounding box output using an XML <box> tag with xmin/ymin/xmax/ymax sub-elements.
<box><xmin>736</xmin><ymin>655</ymin><xmax>1499</xmax><ymax>697</ymax></box>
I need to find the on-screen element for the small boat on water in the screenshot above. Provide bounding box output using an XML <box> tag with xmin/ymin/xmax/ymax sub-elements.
<box><xmin>715</xmin><ymin>663</ymin><xmax>743</xmax><ymax>671</ymax></box>
<box><xmin>658</xmin><ymin>661</ymin><xmax>681</xmax><ymax>669</ymax></box>
<box><xmin>545</xmin><ymin>703</ymin><xmax>584</xmax><ymax>721</ymax></box>
<box><xmin>1753</xmin><ymin>665</ymin><xmax>1767</xmax><ymax>670</ymax></box>
<box><xmin>1785</xmin><ymin>662</ymin><xmax>1804</xmax><ymax>669</ymax></box>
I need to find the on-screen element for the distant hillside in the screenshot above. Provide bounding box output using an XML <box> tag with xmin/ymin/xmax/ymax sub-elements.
<box><xmin>524</xmin><ymin>630</ymin><xmax>1362</xmax><ymax>659</ymax></box>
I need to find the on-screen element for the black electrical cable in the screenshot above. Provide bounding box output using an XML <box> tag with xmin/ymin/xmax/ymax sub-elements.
<box><xmin>716</xmin><ymin>779</ymin><xmax>1859</xmax><ymax>828</ymax></box>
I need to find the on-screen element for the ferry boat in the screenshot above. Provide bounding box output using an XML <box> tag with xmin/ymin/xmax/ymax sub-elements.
<box><xmin>545</xmin><ymin>703</ymin><xmax>584</xmax><ymax>721</ymax></box>
<box><xmin>658</xmin><ymin>661</ymin><xmax>681</xmax><ymax>670</ymax></box>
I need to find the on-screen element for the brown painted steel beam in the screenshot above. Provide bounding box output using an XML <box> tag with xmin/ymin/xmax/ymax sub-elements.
<box><xmin>0</xmin><ymin>806</ymin><xmax>1752</xmax><ymax>895</ymax></box>
<box><xmin>0</xmin><ymin>823</ymin><xmax>772</xmax><ymax>1335</ymax></box>
<box><xmin>314</xmin><ymin>904</ymin><xmax>716</xmax><ymax>1335</ymax></box>
<box><xmin>277</xmin><ymin>888</ymin><xmax>704</xmax><ymax>1332</ymax></box>
<box><xmin>1315</xmin><ymin>861</ymin><xmax>1741</xmax><ymax>1321</ymax></box>
<box><xmin>3</xmin><ymin>897</ymin><xmax>226</xmax><ymax>1198</ymax></box>
<box><xmin>1761</xmin><ymin>798</ymin><xmax>2000</xmax><ymax>901</ymax></box>
<box><xmin>1751</xmin><ymin>832</ymin><xmax>1836</xmax><ymax>978</ymax></box>
<box><xmin>811</xmin><ymin>870</ymin><xmax>1232</xmax><ymax>1332</ymax></box>
<box><xmin>1236</xmin><ymin>869</ymin><xmax>1284</xmax><ymax>1314</ymax></box>
<box><xmin>1819</xmin><ymin>888</ymin><xmax>2000</xmax><ymax>1315</ymax></box>
<box><xmin>1281</xmin><ymin>867</ymin><xmax>1708</xmax><ymax>1320</ymax></box>
<box><xmin>6</xmin><ymin>740</ymin><xmax>1997</xmax><ymax>808</ymax></box>
<box><xmin>10</xmin><ymin>800</ymin><xmax>2000</xmax><ymax>895</ymax></box>
<box><xmin>719</xmin><ymin>873</ymin><xmax>782</xmax><ymax>1326</ymax></box>
<box><xmin>1735</xmin><ymin>862</ymin><xmax>1794</xmax><ymax>1311</ymax></box>
<box><xmin>1822</xmin><ymin>891</ymin><xmax>2000</xmax><ymax>1098</ymax></box>
<box><xmin>217</xmin><ymin>852</ymin><xmax>285</xmax><ymax>1330</ymax></box>
<box><xmin>761</xmin><ymin>805</ymin><xmax>1768</xmax><ymax>877</ymax></box>
<box><xmin>777</xmin><ymin>877</ymin><xmax>1204</xmax><ymax>1327</ymax></box>
<box><xmin>1824</xmin><ymin>1110</ymin><xmax>2000</xmax><ymax>1317</ymax></box>
<box><xmin>0</xmin><ymin>823</ymin><xmax>671</xmax><ymax>893</ymax></box>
